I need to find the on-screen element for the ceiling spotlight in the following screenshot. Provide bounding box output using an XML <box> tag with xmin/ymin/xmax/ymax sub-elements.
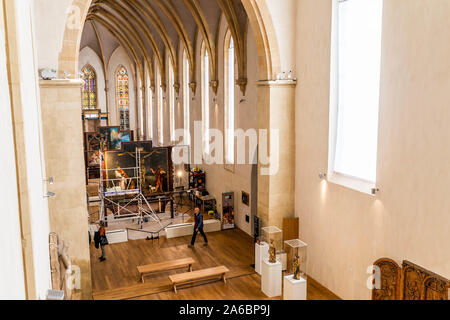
<box><xmin>44</xmin><ymin>192</ymin><xmax>56</xmax><ymax>199</ymax></box>
<box><xmin>319</xmin><ymin>172</ymin><xmax>327</xmax><ymax>180</ymax></box>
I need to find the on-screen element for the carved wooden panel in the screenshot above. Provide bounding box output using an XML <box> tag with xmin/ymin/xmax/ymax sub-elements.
<box><xmin>372</xmin><ymin>259</ymin><xmax>449</xmax><ymax>300</ymax></box>
<box><xmin>402</xmin><ymin>261</ymin><xmax>449</xmax><ymax>300</ymax></box>
<box><xmin>372</xmin><ymin>258</ymin><xmax>402</xmax><ymax>300</ymax></box>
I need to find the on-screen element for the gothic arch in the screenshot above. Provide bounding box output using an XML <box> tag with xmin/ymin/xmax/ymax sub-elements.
<box><xmin>59</xmin><ymin>0</ymin><xmax>280</xmax><ymax>82</ymax></box>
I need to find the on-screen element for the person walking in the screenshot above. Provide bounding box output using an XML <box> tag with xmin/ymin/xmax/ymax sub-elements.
<box><xmin>188</xmin><ymin>207</ymin><xmax>208</xmax><ymax>248</ymax></box>
<box><xmin>94</xmin><ymin>221</ymin><xmax>109</xmax><ymax>262</ymax></box>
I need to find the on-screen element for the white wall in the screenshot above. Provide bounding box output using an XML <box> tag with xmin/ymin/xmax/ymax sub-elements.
<box><xmin>33</xmin><ymin>0</ymin><xmax>73</xmax><ymax>70</ymax></box>
<box><xmin>265</xmin><ymin>0</ymin><xmax>297</xmax><ymax>77</ymax></box>
<box><xmin>295</xmin><ymin>0</ymin><xmax>450</xmax><ymax>299</ymax></box>
<box><xmin>0</xmin><ymin>0</ymin><xmax>26</xmax><ymax>300</ymax></box>
<box><xmin>16</xmin><ymin>0</ymin><xmax>51</xmax><ymax>299</ymax></box>
<box><xmin>107</xmin><ymin>46</ymin><xmax>136</xmax><ymax>132</ymax></box>
<box><xmin>0</xmin><ymin>0</ymin><xmax>52</xmax><ymax>299</ymax></box>
<box><xmin>189</xmin><ymin>17</ymin><xmax>259</xmax><ymax>236</ymax></box>
<box><xmin>79</xmin><ymin>46</ymin><xmax>106</xmax><ymax>112</ymax></box>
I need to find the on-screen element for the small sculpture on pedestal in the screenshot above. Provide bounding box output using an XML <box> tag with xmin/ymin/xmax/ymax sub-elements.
<box><xmin>268</xmin><ymin>239</ymin><xmax>277</xmax><ymax>263</ymax></box>
<box><xmin>293</xmin><ymin>255</ymin><xmax>301</xmax><ymax>280</ymax></box>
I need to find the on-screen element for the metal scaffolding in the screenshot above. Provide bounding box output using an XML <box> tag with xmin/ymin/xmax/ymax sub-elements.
<box><xmin>99</xmin><ymin>149</ymin><xmax>163</xmax><ymax>229</ymax></box>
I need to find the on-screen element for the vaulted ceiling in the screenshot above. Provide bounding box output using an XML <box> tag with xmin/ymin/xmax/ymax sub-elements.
<box><xmin>80</xmin><ymin>0</ymin><xmax>250</xmax><ymax>95</ymax></box>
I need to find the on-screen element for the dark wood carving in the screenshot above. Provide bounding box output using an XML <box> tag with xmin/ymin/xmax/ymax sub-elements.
<box><xmin>372</xmin><ymin>258</ymin><xmax>402</xmax><ymax>300</ymax></box>
<box><xmin>402</xmin><ymin>260</ymin><xmax>449</xmax><ymax>300</ymax></box>
<box><xmin>372</xmin><ymin>258</ymin><xmax>449</xmax><ymax>300</ymax></box>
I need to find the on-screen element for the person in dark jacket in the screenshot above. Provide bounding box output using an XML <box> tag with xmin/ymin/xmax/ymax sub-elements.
<box><xmin>98</xmin><ymin>221</ymin><xmax>108</xmax><ymax>262</ymax></box>
<box><xmin>188</xmin><ymin>207</ymin><xmax>208</xmax><ymax>248</ymax></box>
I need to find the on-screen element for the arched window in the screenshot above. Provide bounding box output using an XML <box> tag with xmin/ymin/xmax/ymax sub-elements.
<box><xmin>183</xmin><ymin>50</ymin><xmax>190</xmax><ymax>146</ymax></box>
<box><xmin>169</xmin><ymin>59</ymin><xmax>175</xmax><ymax>143</ymax></box>
<box><xmin>147</xmin><ymin>71</ymin><xmax>153</xmax><ymax>141</ymax></box>
<box><xmin>224</xmin><ymin>33</ymin><xmax>235</xmax><ymax>165</ymax></box>
<box><xmin>156</xmin><ymin>64</ymin><xmax>164</xmax><ymax>145</ymax></box>
<box><xmin>81</xmin><ymin>65</ymin><xmax>97</xmax><ymax>109</ymax></box>
<box><xmin>201</xmin><ymin>42</ymin><xmax>210</xmax><ymax>157</ymax></box>
<box><xmin>116</xmin><ymin>66</ymin><xmax>130</xmax><ymax>131</ymax></box>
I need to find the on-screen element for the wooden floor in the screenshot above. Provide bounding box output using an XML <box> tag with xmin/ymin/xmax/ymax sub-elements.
<box><xmin>90</xmin><ymin>228</ymin><xmax>340</xmax><ymax>300</ymax></box>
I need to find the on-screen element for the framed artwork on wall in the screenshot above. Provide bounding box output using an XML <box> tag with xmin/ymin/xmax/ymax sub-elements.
<box><xmin>85</xmin><ymin>132</ymin><xmax>101</xmax><ymax>151</ymax></box>
<box><xmin>242</xmin><ymin>191</ymin><xmax>250</xmax><ymax>206</ymax></box>
<box><xmin>99</xmin><ymin>126</ymin><xmax>120</xmax><ymax>150</ymax></box>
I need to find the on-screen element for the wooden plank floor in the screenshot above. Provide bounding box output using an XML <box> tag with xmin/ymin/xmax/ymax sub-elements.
<box><xmin>90</xmin><ymin>228</ymin><xmax>340</xmax><ymax>300</ymax></box>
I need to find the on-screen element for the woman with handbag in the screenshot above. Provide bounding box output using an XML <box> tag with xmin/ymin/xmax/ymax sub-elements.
<box><xmin>98</xmin><ymin>221</ymin><xmax>108</xmax><ymax>262</ymax></box>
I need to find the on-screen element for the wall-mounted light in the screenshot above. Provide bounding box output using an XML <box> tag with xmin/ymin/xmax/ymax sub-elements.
<box><xmin>43</xmin><ymin>177</ymin><xmax>54</xmax><ymax>185</ymax></box>
<box><xmin>371</xmin><ymin>188</ymin><xmax>380</xmax><ymax>196</ymax></box>
<box><xmin>44</xmin><ymin>192</ymin><xmax>56</xmax><ymax>199</ymax></box>
<box><xmin>318</xmin><ymin>172</ymin><xmax>327</xmax><ymax>180</ymax></box>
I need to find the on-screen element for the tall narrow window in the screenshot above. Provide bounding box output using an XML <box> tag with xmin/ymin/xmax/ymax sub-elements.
<box><xmin>169</xmin><ymin>60</ymin><xmax>175</xmax><ymax>143</ymax></box>
<box><xmin>81</xmin><ymin>65</ymin><xmax>97</xmax><ymax>109</ymax></box>
<box><xmin>329</xmin><ymin>0</ymin><xmax>383</xmax><ymax>188</ymax></box>
<box><xmin>183</xmin><ymin>50</ymin><xmax>190</xmax><ymax>146</ymax></box>
<box><xmin>201</xmin><ymin>43</ymin><xmax>210</xmax><ymax>156</ymax></box>
<box><xmin>224</xmin><ymin>33</ymin><xmax>235</xmax><ymax>165</ymax></box>
<box><xmin>147</xmin><ymin>73</ymin><xmax>153</xmax><ymax>141</ymax></box>
<box><xmin>157</xmin><ymin>65</ymin><xmax>164</xmax><ymax>145</ymax></box>
<box><xmin>116</xmin><ymin>66</ymin><xmax>130</xmax><ymax>131</ymax></box>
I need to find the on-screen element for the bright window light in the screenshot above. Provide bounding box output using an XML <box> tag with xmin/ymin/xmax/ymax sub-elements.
<box><xmin>331</xmin><ymin>0</ymin><xmax>383</xmax><ymax>183</ymax></box>
<box><xmin>225</xmin><ymin>36</ymin><xmax>235</xmax><ymax>165</ymax></box>
<box><xmin>202</xmin><ymin>45</ymin><xmax>210</xmax><ymax>156</ymax></box>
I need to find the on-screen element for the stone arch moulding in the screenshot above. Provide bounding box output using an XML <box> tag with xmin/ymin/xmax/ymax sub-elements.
<box><xmin>60</xmin><ymin>0</ymin><xmax>280</xmax><ymax>82</ymax></box>
<box><xmin>241</xmin><ymin>0</ymin><xmax>281</xmax><ymax>80</ymax></box>
<box><xmin>58</xmin><ymin>0</ymin><xmax>93</xmax><ymax>78</ymax></box>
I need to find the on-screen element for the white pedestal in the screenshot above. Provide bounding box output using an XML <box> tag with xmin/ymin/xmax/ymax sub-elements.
<box><xmin>255</xmin><ymin>242</ymin><xmax>269</xmax><ymax>275</ymax></box>
<box><xmin>277</xmin><ymin>252</ymin><xmax>287</xmax><ymax>271</ymax></box>
<box><xmin>106</xmin><ymin>229</ymin><xmax>128</xmax><ymax>244</ymax></box>
<box><xmin>165</xmin><ymin>220</ymin><xmax>222</xmax><ymax>239</ymax></box>
<box><xmin>283</xmin><ymin>275</ymin><xmax>307</xmax><ymax>300</ymax></box>
<box><xmin>261</xmin><ymin>260</ymin><xmax>282</xmax><ymax>298</ymax></box>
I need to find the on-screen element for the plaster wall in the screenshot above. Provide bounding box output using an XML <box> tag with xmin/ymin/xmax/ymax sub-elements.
<box><xmin>0</xmin><ymin>0</ymin><xmax>26</xmax><ymax>299</ymax></box>
<box><xmin>199</xmin><ymin>18</ymin><xmax>259</xmax><ymax>236</ymax></box>
<box><xmin>295</xmin><ymin>0</ymin><xmax>450</xmax><ymax>299</ymax></box>
<box><xmin>5</xmin><ymin>0</ymin><xmax>52</xmax><ymax>300</ymax></box>
<box><xmin>33</xmin><ymin>0</ymin><xmax>73</xmax><ymax>70</ymax></box>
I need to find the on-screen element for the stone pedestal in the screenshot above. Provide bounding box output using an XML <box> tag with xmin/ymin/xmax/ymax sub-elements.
<box><xmin>283</xmin><ymin>275</ymin><xmax>307</xmax><ymax>300</ymax></box>
<box><xmin>261</xmin><ymin>260</ymin><xmax>282</xmax><ymax>297</ymax></box>
<box><xmin>255</xmin><ymin>242</ymin><xmax>269</xmax><ymax>275</ymax></box>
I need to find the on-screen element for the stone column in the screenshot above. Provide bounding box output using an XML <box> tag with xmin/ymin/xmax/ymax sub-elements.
<box><xmin>256</xmin><ymin>80</ymin><xmax>296</xmax><ymax>229</ymax></box>
<box><xmin>104</xmin><ymin>80</ymin><xmax>110</xmax><ymax>126</ymax></box>
<box><xmin>39</xmin><ymin>79</ymin><xmax>92</xmax><ymax>300</ymax></box>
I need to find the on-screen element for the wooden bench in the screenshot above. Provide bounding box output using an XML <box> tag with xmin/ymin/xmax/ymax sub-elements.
<box><xmin>137</xmin><ymin>258</ymin><xmax>195</xmax><ymax>283</ymax></box>
<box><xmin>169</xmin><ymin>266</ymin><xmax>230</xmax><ymax>293</ymax></box>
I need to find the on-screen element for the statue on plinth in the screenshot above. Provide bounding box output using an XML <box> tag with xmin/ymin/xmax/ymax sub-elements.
<box><xmin>268</xmin><ymin>239</ymin><xmax>277</xmax><ymax>263</ymax></box>
<box><xmin>293</xmin><ymin>255</ymin><xmax>301</xmax><ymax>280</ymax></box>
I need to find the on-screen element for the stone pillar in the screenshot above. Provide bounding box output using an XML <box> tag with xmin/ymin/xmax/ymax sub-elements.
<box><xmin>105</xmin><ymin>80</ymin><xmax>110</xmax><ymax>126</ymax></box>
<box><xmin>257</xmin><ymin>80</ymin><xmax>296</xmax><ymax>229</ymax></box>
<box><xmin>39</xmin><ymin>79</ymin><xmax>92</xmax><ymax>300</ymax></box>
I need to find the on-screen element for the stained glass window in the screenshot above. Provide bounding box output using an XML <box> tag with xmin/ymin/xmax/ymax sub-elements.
<box><xmin>116</xmin><ymin>66</ymin><xmax>130</xmax><ymax>131</ymax></box>
<box><xmin>81</xmin><ymin>65</ymin><xmax>97</xmax><ymax>109</ymax></box>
